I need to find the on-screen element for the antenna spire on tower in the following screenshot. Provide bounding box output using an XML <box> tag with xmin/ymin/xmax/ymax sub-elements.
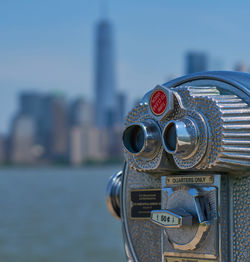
<box><xmin>100</xmin><ymin>0</ymin><xmax>109</xmax><ymax>20</ymax></box>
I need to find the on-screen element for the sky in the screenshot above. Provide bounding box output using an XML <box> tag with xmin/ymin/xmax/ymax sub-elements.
<box><xmin>1</xmin><ymin>0</ymin><xmax>250</xmax><ymax>134</ymax></box>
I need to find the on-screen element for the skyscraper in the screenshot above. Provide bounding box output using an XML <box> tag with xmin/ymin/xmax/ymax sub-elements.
<box><xmin>48</xmin><ymin>95</ymin><xmax>69</xmax><ymax>161</ymax></box>
<box><xmin>116</xmin><ymin>92</ymin><xmax>126</xmax><ymax>125</ymax></box>
<box><xmin>69</xmin><ymin>98</ymin><xmax>94</xmax><ymax>126</ymax></box>
<box><xmin>94</xmin><ymin>19</ymin><xmax>116</xmax><ymax>127</ymax></box>
<box><xmin>12</xmin><ymin>92</ymin><xmax>69</xmax><ymax>162</ymax></box>
<box><xmin>10</xmin><ymin>115</ymin><xmax>36</xmax><ymax>164</ymax></box>
<box><xmin>0</xmin><ymin>135</ymin><xmax>7</xmax><ymax>164</ymax></box>
<box><xmin>19</xmin><ymin>92</ymin><xmax>45</xmax><ymax>146</ymax></box>
<box><xmin>185</xmin><ymin>51</ymin><xmax>208</xmax><ymax>74</ymax></box>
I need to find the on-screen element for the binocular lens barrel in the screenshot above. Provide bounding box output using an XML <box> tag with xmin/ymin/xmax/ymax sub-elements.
<box><xmin>122</xmin><ymin>120</ymin><xmax>161</xmax><ymax>159</ymax></box>
<box><xmin>162</xmin><ymin>118</ymin><xmax>199</xmax><ymax>158</ymax></box>
<box><xmin>122</xmin><ymin>124</ymin><xmax>145</xmax><ymax>154</ymax></box>
<box><xmin>162</xmin><ymin>121</ymin><xmax>177</xmax><ymax>152</ymax></box>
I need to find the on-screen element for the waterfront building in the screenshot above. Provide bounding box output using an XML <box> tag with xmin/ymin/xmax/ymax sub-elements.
<box><xmin>49</xmin><ymin>94</ymin><xmax>69</xmax><ymax>162</ymax></box>
<box><xmin>0</xmin><ymin>135</ymin><xmax>6</xmax><ymax>164</ymax></box>
<box><xmin>10</xmin><ymin>115</ymin><xmax>36</xmax><ymax>164</ymax></box>
<box><xmin>116</xmin><ymin>92</ymin><xmax>126</xmax><ymax>125</ymax></box>
<box><xmin>69</xmin><ymin>98</ymin><xmax>94</xmax><ymax>126</ymax></box>
<box><xmin>19</xmin><ymin>92</ymin><xmax>46</xmax><ymax>148</ymax></box>
<box><xmin>69</xmin><ymin>125</ymin><xmax>108</xmax><ymax>166</ymax></box>
<box><xmin>106</xmin><ymin>125</ymin><xmax>123</xmax><ymax>158</ymax></box>
<box><xmin>185</xmin><ymin>51</ymin><xmax>208</xmax><ymax>74</ymax></box>
<box><xmin>69</xmin><ymin>126</ymin><xmax>82</xmax><ymax>165</ymax></box>
<box><xmin>17</xmin><ymin>92</ymin><xmax>69</xmax><ymax>162</ymax></box>
<box><xmin>94</xmin><ymin>19</ymin><xmax>116</xmax><ymax>128</ymax></box>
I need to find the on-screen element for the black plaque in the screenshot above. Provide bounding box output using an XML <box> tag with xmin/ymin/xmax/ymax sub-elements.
<box><xmin>130</xmin><ymin>189</ymin><xmax>161</xmax><ymax>219</ymax></box>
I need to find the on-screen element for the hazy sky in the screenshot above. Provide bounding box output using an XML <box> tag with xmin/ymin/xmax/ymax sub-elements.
<box><xmin>1</xmin><ymin>0</ymin><xmax>250</xmax><ymax>133</ymax></box>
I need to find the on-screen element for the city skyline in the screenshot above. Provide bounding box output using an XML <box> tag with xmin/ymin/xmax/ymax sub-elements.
<box><xmin>1</xmin><ymin>14</ymin><xmax>125</xmax><ymax>165</ymax></box>
<box><xmin>1</xmin><ymin>1</ymin><xmax>250</xmax><ymax>134</ymax></box>
<box><xmin>3</xmin><ymin>89</ymin><xmax>124</xmax><ymax>165</ymax></box>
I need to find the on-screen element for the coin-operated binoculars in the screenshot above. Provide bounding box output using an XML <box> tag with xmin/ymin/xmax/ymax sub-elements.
<box><xmin>106</xmin><ymin>71</ymin><xmax>250</xmax><ymax>262</ymax></box>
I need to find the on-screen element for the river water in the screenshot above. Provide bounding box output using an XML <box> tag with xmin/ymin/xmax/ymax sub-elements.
<box><xmin>0</xmin><ymin>166</ymin><xmax>126</xmax><ymax>262</ymax></box>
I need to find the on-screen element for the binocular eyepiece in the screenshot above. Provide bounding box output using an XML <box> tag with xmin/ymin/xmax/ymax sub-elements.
<box><xmin>106</xmin><ymin>71</ymin><xmax>250</xmax><ymax>262</ymax></box>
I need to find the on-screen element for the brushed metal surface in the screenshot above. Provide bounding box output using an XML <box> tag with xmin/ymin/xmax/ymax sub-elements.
<box><xmin>122</xmin><ymin>164</ymin><xmax>162</xmax><ymax>262</ymax></box>
<box><xmin>230</xmin><ymin>175</ymin><xmax>250</xmax><ymax>262</ymax></box>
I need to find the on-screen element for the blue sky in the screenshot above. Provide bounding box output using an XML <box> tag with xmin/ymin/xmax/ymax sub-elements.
<box><xmin>0</xmin><ymin>0</ymin><xmax>250</xmax><ymax>133</ymax></box>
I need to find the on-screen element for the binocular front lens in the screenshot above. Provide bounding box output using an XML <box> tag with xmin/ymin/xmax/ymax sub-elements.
<box><xmin>123</xmin><ymin>124</ymin><xmax>145</xmax><ymax>154</ymax></box>
<box><xmin>162</xmin><ymin>121</ymin><xmax>177</xmax><ymax>153</ymax></box>
<box><xmin>123</xmin><ymin>120</ymin><xmax>161</xmax><ymax>159</ymax></box>
<box><xmin>162</xmin><ymin>118</ymin><xmax>199</xmax><ymax>158</ymax></box>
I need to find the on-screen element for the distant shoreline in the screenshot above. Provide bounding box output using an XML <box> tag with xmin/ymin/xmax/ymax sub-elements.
<box><xmin>0</xmin><ymin>158</ymin><xmax>123</xmax><ymax>168</ymax></box>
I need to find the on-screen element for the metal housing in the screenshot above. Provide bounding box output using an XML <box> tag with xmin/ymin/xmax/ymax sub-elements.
<box><xmin>109</xmin><ymin>72</ymin><xmax>250</xmax><ymax>262</ymax></box>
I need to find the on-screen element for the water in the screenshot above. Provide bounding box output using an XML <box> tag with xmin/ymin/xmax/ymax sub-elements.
<box><xmin>0</xmin><ymin>166</ymin><xmax>126</xmax><ymax>262</ymax></box>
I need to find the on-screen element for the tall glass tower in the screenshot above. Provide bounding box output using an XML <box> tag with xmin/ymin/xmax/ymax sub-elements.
<box><xmin>185</xmin><ymin>51</ymin><xmax>208</xmax><ymax>74</ymax></box>
<box><xmin>94</xmin><ymin>19</ymin><xmax>116</xmax><ymax>128</ymax></box>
